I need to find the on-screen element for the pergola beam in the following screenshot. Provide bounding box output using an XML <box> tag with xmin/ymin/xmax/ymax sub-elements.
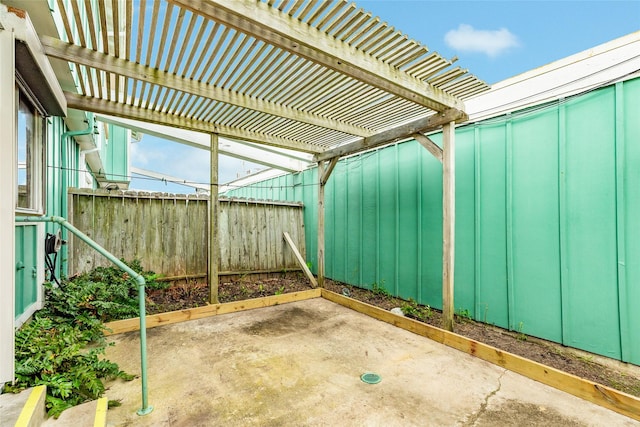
<box><xmin>97</xmin><ymin>115</ymin><xmax>312</xmax><ymax>172</ymax></box>
<box><xmin>169</xmin><ymin>0</ymin><xmax>465</xmax><ymax>113</ymax></box>
<box><xmin>40</xmin><ymin>35</ymin><xmax>372</xmax><ymax>138</ymax></box>
<box><xmin>315</xmin><ymin>108</ymin><xmax>466</xmax><ymax>161</ymax></box>
<box><xmin>65</xmin><ymin>92</ymin><xmax>323</xmax><ymax>154</ymax></box>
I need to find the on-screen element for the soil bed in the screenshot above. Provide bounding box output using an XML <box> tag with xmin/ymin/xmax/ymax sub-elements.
<box><xmin>145</xmin><ymin>274</ymin><xmax>640</xmax><ymax>398</ymax></box>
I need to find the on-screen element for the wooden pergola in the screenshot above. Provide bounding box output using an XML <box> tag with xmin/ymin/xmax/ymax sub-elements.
<box><xmin>38</xmin><ymin>0</ymin><xmax>489</xmax><ymax>330</ymax></box>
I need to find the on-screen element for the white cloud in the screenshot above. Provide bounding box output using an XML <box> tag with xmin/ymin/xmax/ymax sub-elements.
<box><xmin>444</xmin><ymin>24</ymin><xmax>519</xmax><ymax>58</ymax></box>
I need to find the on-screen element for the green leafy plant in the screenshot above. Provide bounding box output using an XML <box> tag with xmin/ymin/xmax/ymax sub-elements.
<box><xmin>401</xmin><ymin>298</ymin><xmax>432</xmax><ymax>321</ymax></box>
<box><xmin>42</xmin><ymin>259</ymin><xmax>167</xmax><ymax>323</ymax></box>
<box><xmin>371</xmin><ymin>280</ymin><xmax>391</xmax><ymax>298</ymax></box>
<box><xmin>5</xmin><ymin>260</ymin><xmax>161</xmax><ymax>418</ymax></box>
<box><xmin>8</xmin><ymin>315</ymin><xmax>133</xmax><ymax>418</ymax></box>
<box><xmin>516</xmin><ymin>321</ymin><xmax>527</xmax><ymax>341</ymax></box>
<box><xmin>455</xmin><ymin>307</ymin><xmax>472</xmax><ymax>322</ymax></box>
<box><xmin>275</xmin><ymin>285</ymin><xmax>285</xmax><ymax>295</ymax></box>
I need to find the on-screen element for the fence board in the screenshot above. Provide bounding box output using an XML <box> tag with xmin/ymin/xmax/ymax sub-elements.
<box><xmin>68</xmin><ymin>189</ymin><xmax>305</xmax><ymax>277</ymax></box>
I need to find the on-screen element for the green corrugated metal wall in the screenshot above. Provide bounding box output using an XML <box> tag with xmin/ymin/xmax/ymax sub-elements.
<box><xmin>44</xmin><ymin>116</ymin><xmax>81</xmax><ymax>279</ymax></box>
<box><xmin>103</xmin><ymin>124</ymin><xmax>129</xmax><ymax>181</ymax></box>
<box><xmin>224</xmin><ymin>77</ymin><xmax>640</xmax><ymax>365</ymax></box>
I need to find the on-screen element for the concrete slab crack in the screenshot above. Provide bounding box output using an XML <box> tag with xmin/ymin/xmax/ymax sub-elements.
<box><xmin>463</xmin><ymin>369</ymin><xmax>506</xmax><ymax>426</ymax></box>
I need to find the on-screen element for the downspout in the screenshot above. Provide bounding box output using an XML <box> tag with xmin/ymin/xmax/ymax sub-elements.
<box><xmin>59</xmin><ymin>120</ymin><xmax>96</xmax><ymax>276</ymax></box>
<box><xmin>15</xmin><ymin>215</ymin><xmax>153</xmax><ymax>416</ymax></box>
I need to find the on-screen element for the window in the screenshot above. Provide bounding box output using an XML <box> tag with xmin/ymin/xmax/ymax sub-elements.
<box><xmin>16</xmin><ymin>85</ymin><xmax>45</xmax><ymax>214</ymax></box>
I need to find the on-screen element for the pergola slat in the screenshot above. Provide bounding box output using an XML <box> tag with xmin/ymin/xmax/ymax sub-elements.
<box><xmin>48</xmin><ymin>0</ymin><xmax>489</xmax><ymax>156</ymax></box>
<box><xmin>172</xmin><ymin>0</ymin><xmax>466</xmax><ymax>112</ymax></box>
<box><xmin>41</xmin><ymin>36</ymin><xmax>373</xmax><ymax>138</ymax></box>
<box><xmin>66</xmin><ymin>92</ymin><xmax>324</xmax><ymax>153</ymax></box>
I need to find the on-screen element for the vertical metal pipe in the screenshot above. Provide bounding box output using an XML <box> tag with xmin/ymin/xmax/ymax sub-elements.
<box><xmin>59</xmin><ymin>120</ymin><xmax>94</xmax><ymax>275</ymax></box>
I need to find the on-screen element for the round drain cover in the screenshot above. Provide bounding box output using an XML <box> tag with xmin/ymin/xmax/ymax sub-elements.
<box><xmin>360</xmin><ymin>372</ymin><xmax>382</xmax><ymax>384</ymax></box>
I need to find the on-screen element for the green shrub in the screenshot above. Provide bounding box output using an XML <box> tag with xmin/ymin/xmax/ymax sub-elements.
<box><xmin>7</xmin><ymin>315</ymin><xmax>133</xmax><ymax>417</ymax></box>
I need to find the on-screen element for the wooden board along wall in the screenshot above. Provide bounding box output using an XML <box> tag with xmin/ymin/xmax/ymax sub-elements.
<box><xmin>68</xmin><ymin>188</ymin><xmax>306</xmax><ymax>277</ymax></box>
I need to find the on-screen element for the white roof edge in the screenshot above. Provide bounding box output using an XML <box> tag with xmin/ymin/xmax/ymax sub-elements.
<box><xmin>465</xmin><ymin>31</ymin><xmax>640</xmax><ymax>122</ymax></box>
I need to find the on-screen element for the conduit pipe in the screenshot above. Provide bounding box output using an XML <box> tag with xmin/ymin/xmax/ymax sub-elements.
<box><xmin>59</xmin><ymin>120</ymin><xmax>96</xmax><ymax>275</ymax></box>
<box><xmin>15</xmin><ymin>215</ymin><xmax>153</xmax><ymax>416</ymax></box>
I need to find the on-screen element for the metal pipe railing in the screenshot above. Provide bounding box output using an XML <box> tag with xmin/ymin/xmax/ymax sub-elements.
<box><xmin>15</xmin><ymin>215</ymin><xmax>153</xmax><ymax>416</ymax></box>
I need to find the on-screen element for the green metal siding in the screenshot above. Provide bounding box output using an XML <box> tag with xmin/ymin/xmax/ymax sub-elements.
<box><xmin>43</xmin><ymin>116</ymin><xmax>83</xmax><ymax>279</ymax></box>
<box><xmin>620</xmin><ymin>78</ymin><xmax>640</xmax><ymax>364</ymax></box>
<box><xmin>104</xmin><ymin>124</ymin><xmax>129</xmax><ymax>182</ymax></box>
<box><xmin>510</xmin><ymin>109</ymin><xmax>562</xmax><ymax>342</ymax></box>
<box><xmin>563</xmin><ymin>89</ymin><xmax>620</xmax><ymax>358</ymax></box>
<box><xmin>225</xmin><ymin>77</ymin><xmax>640</xmax><ymax>364</ymax></box>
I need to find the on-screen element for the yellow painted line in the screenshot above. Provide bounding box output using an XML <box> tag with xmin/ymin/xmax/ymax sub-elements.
<box><xmin>94</xmin><ymin>397</ymin><xmax>108</xmax><ymax>427</ymax></box>
<box><xmin>14</xmin><ymin>385</ymin><xmax>46</xmax><ymax>427</ymax></box>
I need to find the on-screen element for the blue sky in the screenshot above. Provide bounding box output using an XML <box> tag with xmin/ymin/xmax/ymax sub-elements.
<box><xmin>129</xmin><ymin>0</ymin><xmax>640</xmax><ymax>193</ymax></box>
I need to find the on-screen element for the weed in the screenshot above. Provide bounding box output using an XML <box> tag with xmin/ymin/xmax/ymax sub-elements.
<box><xmin>240</xmin><ymin>285</ymin><xmax>250</xmax><ymax>296</ymax></box>
<box><xmin>275</xmin><ymin>286</ymin><xmax>285</xmax><ymax>296</ymax></box>
<box><xmin>401</xmin><ymin>298</ymin><xmax>432</xmax><ymax>321</ymax></box>
<box><xmin>577</xmin><ymin>354</ymin><xmax>595</xmax><ymax>364</ymax></box>
<box><xmin>455</xmin><ymin>308</ymin><xmax>472</xmax><ymax>322</ymax></box>
<box><xmin>516</xmin><ymin>321</ymin><xmax>527</xmax><ymax>341</ymax></box>
<box><xmin>371</xmin><ymin>280</ymin><xmax>391</xmax><ymax>298</ymax></box>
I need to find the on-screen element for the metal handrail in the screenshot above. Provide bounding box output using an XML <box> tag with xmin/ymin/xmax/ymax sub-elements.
<box><xmin>15</xmin><ymin>215</ymin><xmax>153</xmax><ymax>416</ymax></box>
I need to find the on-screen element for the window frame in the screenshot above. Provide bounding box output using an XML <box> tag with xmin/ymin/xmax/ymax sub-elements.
<box><xmin>15</xmin><ymin>75</ymin><xmax>46</xmax><ymax>216</ymax></box>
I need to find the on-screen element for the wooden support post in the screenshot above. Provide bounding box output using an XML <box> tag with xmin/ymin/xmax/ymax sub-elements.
<box><xmin>283</xmin><ymin>232</ymin><xmax>318</xmax><ymax>287</ymax></box>
<box><xmin>442</xmin><ymin>122</ymin><xmax>455</xmax><ymax>331</ymax></box>
<box><xmin>317</xmin><ymin>161</ymin><xmax>326</xmax><ymax>288</ymax></box>
<box><xmin>317</xmin><ymin>157</ymin><xmax>338</xmax><ymax>288</ymax></box>
<box><xmin>208</xmin><ymin>133</ymin><xmax>220</xmax><ymax>304</ymax></box>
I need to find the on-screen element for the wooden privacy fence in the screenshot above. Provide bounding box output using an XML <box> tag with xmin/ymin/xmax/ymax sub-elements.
<box><xmin>67</xmin><ymin>188</ymin><xmax>306</xmax><ymax>277</ymax></box>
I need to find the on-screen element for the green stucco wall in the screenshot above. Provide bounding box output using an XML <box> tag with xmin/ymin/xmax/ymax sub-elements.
<box><xmin>225</xmin><ymin>77</ymin><xmax>640</xmax><ymax>365</ymax></box>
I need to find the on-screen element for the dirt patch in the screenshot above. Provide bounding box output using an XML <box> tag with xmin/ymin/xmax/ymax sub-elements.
<box><xmin>242</xmin><ymin>306</ymin><xmax>330</xmax><ymax>337</ymax></box>
<box><xmin>145</xmin><ymin>274</ymin><xmax>640</xmax><ymax>398</ymax></box>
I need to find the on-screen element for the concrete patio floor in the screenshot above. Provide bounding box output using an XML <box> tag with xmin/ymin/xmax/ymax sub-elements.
<box><xmin>104</xmin><ymin>298</ymin><xmax>639</xmax><ymax>426</ymax></box>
